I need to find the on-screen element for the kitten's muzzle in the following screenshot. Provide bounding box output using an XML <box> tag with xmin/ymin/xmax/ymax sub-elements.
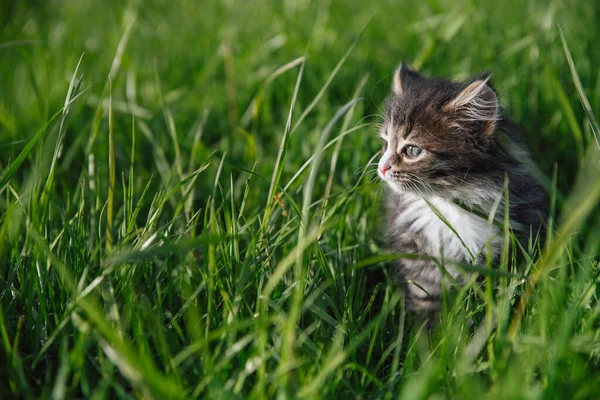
<box><xmin>391</xmin><ymin>171</ymin><xmax>410</xmax><ymax>183</ymax></box>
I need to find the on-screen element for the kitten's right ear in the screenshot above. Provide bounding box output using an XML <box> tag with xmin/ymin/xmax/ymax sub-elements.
<box><xmin>443</xmin><ymin>77</ymin><xmax>499</xmax><ymax>136</ymax></box>
<box><xmin>393</xmin><ymin>63</ymin><xmax>418</xmax><ymax>95</ymax></box>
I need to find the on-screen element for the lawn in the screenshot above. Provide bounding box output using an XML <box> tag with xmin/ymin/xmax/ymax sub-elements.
<box><xmin>1</xmin><ymin>0</ymin><xmax>600</xmax><ymax>398</ymax></box>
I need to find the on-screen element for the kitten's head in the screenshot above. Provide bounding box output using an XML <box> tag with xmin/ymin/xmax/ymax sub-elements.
<box><xmin>378</xmin><ymin>64</ymin><xmax>503</xmax><ymax>200</ymax></box>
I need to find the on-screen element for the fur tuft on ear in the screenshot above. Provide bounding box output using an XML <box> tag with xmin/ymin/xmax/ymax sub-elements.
<box><xmin>443</xmin><ymin>77</ymin><xmax>499</xmax><ymax>135</ymax></box>
<box><xmin>392</xmin><ymin>63</ymin><xmax>419</xmax><ymax>95</ymax></box>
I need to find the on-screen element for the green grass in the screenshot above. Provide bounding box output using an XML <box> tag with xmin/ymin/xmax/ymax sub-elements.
<box><xmin>2</xmin><ymin>0</ymin><xmax>600</xmax><ymax>398</ymax></box>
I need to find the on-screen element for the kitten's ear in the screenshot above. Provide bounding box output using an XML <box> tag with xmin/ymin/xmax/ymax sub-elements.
<box><xmin>443</xmin><ymin>77</ymin><xmax>499</xmax><ymax>135</ymax></box>
<box><xmin>393</xmin><ymin>63</ymin><xmax>419</xmax><ymax>95</ymax></box>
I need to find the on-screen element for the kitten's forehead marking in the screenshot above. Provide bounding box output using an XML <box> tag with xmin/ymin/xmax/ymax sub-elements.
<box><xmin>381</xmin><ymin>120</ymin><xmax>410</xmax><ymax>154</ymax></box>
<box><xmin>395</xmin><ymin>138</ymin><xmax>405</xmax><ymax>154</ymax></box>
<box><xmin>403</xmin><ymin>123</ymin><xmax>413</xmax><ymax>139</ymax></box>
<box><xmin>395</xmin><ymin>126</ymin><xmax>406</xmax><ymax>153</ymax></box>
<box><xmin>386</xmin><ymin>123</ymin><xmax>393</xmax><ymax>140</ymax></box>
<box><xmin>379</xmin><ymin>127</ymin><xmax>388</xmax><ymax>141</ymax></box>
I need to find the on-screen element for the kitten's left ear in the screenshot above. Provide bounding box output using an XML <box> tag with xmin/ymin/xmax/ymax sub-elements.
<box><xmin>393</xmin><ymin>63</ymin><xmax>420</xmax><ymax>95</ymax></box>
<box><xmin>443</xmin><ymin>77</ymin><xmax>499</xmax><ymax>135</ymax></box>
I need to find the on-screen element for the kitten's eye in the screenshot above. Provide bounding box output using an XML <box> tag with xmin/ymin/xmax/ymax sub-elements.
<box><xmin>404</xmin><ymin>145</ymin><xmax>423</xmax><ymax>159</ymax></box>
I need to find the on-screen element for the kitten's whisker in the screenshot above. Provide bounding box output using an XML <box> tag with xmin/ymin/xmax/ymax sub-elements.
<box><xmin>362</xmin><ymin>113</ymin><xmax>387</xmax><ymax>123</ymax></box>
<box><xmin>405</xmin><ymin>172</ymin><xmax>435</xmax><ymax>197</ymax></box>
<box><xmin>409</xmin><ymin>181</ymin><xmax>426</xmax><ymax>198</ymax></box>
<box><xmin>416</xmin><ymin>177</ymin><xmax>435</xmax><ymax>196</ymax></box>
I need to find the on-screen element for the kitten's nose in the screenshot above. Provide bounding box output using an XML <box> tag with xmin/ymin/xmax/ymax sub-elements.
<box><xmin>379</xmin><ymin>149</ymin><xmax>393</xmax><ymax>177</ymax></box>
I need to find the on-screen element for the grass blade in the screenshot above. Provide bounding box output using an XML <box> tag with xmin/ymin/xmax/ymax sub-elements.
<box><xmin>559</xmin><ymin>25</ymin><xmax>600</xmax><ymax>149</ymax></box>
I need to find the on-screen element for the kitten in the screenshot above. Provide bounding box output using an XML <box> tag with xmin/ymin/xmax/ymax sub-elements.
<box><xmin>378</xmin><ymin>64</ymin><xmax>547</xmax><ymax>315</ymax></box>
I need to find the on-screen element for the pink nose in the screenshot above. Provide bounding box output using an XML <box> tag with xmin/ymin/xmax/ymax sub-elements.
<box><xmin>380</xmin><ymin>166</ymin><xmax>391</xmax><ymax>176</ymax></box>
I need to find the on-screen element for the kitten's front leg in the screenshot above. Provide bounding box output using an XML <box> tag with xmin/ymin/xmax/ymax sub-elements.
<box><xmin>389</xmin><ymin>230</ymin><xmax>443</xmax><ymax>314</ymax></box>
<box><xmin>395</xmin><ymin>258</ymin><xmax>443</xmax><ymax>315</ymax></box>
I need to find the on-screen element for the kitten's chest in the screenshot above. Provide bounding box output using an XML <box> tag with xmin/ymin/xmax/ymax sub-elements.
<box><xmin>391</xmin><ymin>193</ymin><xmax>501</xmax><ymax>263</ymax></box>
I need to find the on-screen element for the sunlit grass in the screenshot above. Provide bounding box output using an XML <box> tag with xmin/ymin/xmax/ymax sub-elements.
<box><xmin>1</xmin><ymin>0</ymin><xmax>600</xmax><ymax>398</ymax></box>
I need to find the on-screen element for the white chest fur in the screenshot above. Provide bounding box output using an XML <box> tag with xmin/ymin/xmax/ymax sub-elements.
<box><xmin>393</xmin><ymin>193</ymin><xmax>502</xmax><ymax>263</ymax></box>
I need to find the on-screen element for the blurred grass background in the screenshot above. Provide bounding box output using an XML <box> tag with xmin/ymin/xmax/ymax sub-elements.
<box><xmin>1</xmin><ymin>0</ymin><xmax>600</xmax><ymax>398</ymax></box>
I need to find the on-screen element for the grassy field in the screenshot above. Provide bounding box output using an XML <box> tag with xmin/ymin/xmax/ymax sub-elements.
<box><xmin>2</xmin><ymin>0</ymin><xmax>600</xmax><ymax>398</ymax></box>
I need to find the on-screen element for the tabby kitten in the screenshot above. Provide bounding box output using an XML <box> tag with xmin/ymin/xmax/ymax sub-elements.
<box><xmin>378</xmin><ymin>64</ymin><xmax>546</xmax><ymax>315</ymax></box>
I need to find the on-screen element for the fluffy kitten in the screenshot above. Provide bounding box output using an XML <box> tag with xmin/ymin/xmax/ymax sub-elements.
<box><xmin>378</xmin><ymin>64</ymin><xmax>547</xmax><ymax>315</ymax></box>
